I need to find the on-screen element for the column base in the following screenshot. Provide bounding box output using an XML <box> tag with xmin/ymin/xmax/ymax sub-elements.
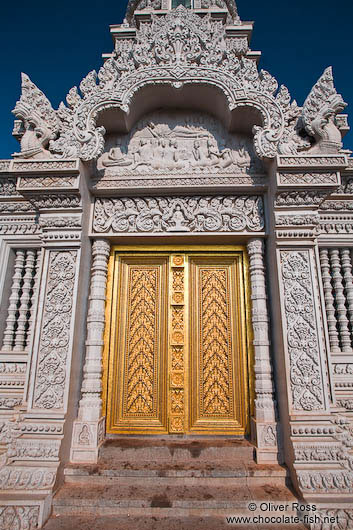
<box><xmin>251</xmin><ymin>417</ymin><xmax>283</xmax><ymax>464</ymax></box>
<box><xmin>70</xmin><ymin>416</ymin><xmax>105</xmax><ymax>464</ymax></box>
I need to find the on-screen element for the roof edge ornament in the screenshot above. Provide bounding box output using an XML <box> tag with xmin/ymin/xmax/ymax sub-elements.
<box><xmin>11</xmin><ymin>73</ymin><xmax>59</xmax><ymax>159</ymax></box>
<box><xmin>302</xmin><ymin>67</ymin><xmax>348</xmax><ymax>154</ymax></box>
<box><xmin>125</xmin><ymin>0</ymin><xmax>240</xmax><ymax>23</ymax></box>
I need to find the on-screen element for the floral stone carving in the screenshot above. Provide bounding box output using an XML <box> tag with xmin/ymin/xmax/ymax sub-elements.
<box><xmin>33</xmin><ymin>250</ymin><xmax>78</xmax><ymax>410</ymax></box>
<box><xmin>93</xmin><ymin>195</ymin><xmax>264</xmax><ymax>234</ymax></box>
<box><xmin>280</xmin><ymin>250</ymin><xmax>325</xmax><ymax>411</ymax></box>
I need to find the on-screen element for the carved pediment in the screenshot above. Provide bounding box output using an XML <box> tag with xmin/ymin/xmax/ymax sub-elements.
<box><xmin>98</xmin><ymin>111</ymin><xmax>264</xmax><ymax>176</ymax></box>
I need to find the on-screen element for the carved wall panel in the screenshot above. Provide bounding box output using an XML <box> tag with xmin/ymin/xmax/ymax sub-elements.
<box><xmin>92</xmin><ymin>195</ymin><xmax>264</xmax><ymax>234</ymax></box>
<box><xmin>279</xmin><ymin>250</ymin><xmax>327</xmax><ymax>412</ymax></box>
<box><xmin>31</xmin><ymin>250</ymin><xmax>79</xmax><ymax>411</ymax></box>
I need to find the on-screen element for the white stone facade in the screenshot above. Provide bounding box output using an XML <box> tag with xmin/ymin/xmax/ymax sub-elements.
<box><xmin>0</xmin><ymin>0</ymin><xmax>353</xmax><ymax>528</ymax></box>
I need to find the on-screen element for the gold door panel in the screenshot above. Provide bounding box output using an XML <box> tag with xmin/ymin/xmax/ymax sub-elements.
<box><xmin>189</xmin><ymin>256</ymin><xmax>246</xmax><ymax>434</ymax></box>
<box><xmin>107</xmin><ymin>256</ymin><xmax>168</xmax><ymax>434</ymax></box>
<box><xmin>105</xmin><ymin>249</ymin><xmax>250</xmax><ymax>436</ymax></box>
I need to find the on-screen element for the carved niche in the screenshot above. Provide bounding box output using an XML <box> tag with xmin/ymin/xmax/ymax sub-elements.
<box><xmin>98</xmin><ymin>111</ymin><xmax>264</xmax><ymax>177</ymax></box>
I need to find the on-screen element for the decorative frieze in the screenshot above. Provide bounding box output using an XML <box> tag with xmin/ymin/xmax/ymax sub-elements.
<box><xmin>0</xmin><ymin>397</ymin><xmax>22</xmax><ymax>409</ymax></box>
<box><xmin>294</xmin><ymin>446</ymin><xmax>341</xmax><ymax>463</ymax></box>
<box><xmin>7</xmin><ymin>439</ymin><xmax>61</xmax><ymax>461</ymax></box>
<box><xmin>337</xmin><ymin>399</ymin><xmax>353</xmax><ymax>410</ymax></box>
<box><xmin>32</xmin><ymin>250</ymin><xmax>78</xmax><ymax>411</ymax></box>
<box><xmin>278</xmin><ymin>172</ymin><xmax>338</xmax><ymax>186</ymax></box>
<box><xmin>319</xmin><ymin>214</ymin><xmax>353</xmax><ymax>234</ymax></box>
<box><xmin>12</xmin><ymin>159</ymin><xmax>78</xmax><ymax>172</ymax></box>
<box><xmin>333</xmin><ymin>363</ymin><xmax>353</xmax><ymax>375</ymax></box>
<box><xmin>0</xmin><ymin>202</ymin><xmax>35</xmax><ymax>213</ymax></box>
<box><xmin>0</xmin><ymin>506</ymin><xmax>40</xmax><ymax>530</ymax></box>
<box><xmin>320</xmin><ymin>200</ymin><xmax>353</xmax><ymax>211</ymax></box>
<box><xmin>275</xmin><ymin>191</ymin><xmax>327</xmax><ymax>207</ymax></box>
<box><xmin>280</xmin><ymin>250</ymin><xmax>326</xmax><ymax>411</ymax></box>
<box><xmin>298</xmin><ymin>470</ymin><xmax>353</xmax><ymax>493</ymax></box>
<box><xmin>277</xmin><ymin>155</ymin><xmax>347</xmax><ymax>168</ymax></box>
<box><xmin>91</xmin><ymin>174</ymin><xmax>266</xmax><ymax>190</ymax></box>
<box><xmin>276</xmin><ymin>214</ymin><xmax>319</xmax><ymax>226</ymax></box>
<box><xmin>17</xmin><ymin>175</ymin><xmax>78</xmax><ymax>190</ymax></box>
<box><xmin>28</xmin><ymin>194</ymin><xmax>81</xmax><ymax>210</ymax></box>
<box><xmin>92</xmin><ymin>196</ymin><xmax>264</xmax><ymax>234</ymax></box>
<box><xmin>0</xmin><ymin>466</ymin><xmax>56</xmax><ymax>490</ymax></box>
<box><xmin>39</xmin><ymin>216</ymin><xmax>81</xmax><ymax>228</ymax></box>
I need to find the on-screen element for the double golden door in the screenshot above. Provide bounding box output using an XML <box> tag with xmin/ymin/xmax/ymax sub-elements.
<box><xmin>103</xmin><ymin>248</ymin><xmax>251</xmax><ymax>436</ymax></box>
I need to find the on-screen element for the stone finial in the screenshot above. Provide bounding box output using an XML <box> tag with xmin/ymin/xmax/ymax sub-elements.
<box><xmin>12</xmin><ymin>73</ymin><xmax>59</xmax><ymax>159</ymax></box>
<box><xmin>302</xmin><ymin>67</ymin><xmax>347</xmax><ymax>153</ymax></box>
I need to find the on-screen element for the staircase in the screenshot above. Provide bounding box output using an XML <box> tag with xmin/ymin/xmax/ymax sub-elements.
<box><xmin>44</xmin><ymin>437</ymin><xmax>306</xmax><ymax>529</ymax></box>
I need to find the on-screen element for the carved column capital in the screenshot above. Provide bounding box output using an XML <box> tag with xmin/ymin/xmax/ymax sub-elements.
<box><xmin>247</xmin><ymin>238</ymin><xmax>264</xmax><ymax>256</ymax></box>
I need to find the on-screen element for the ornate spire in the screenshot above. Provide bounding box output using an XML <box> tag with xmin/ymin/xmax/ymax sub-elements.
<box><xmin>125</xmin><ymin>0</ymin><xmax>240</xmax><ymax>23</ymax></box>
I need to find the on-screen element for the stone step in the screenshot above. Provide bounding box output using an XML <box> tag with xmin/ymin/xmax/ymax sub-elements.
<box><xmin>44</xmin><ymin>514</ymin><xmax>308</xmax><ymax>530</ymax></box>
<box><xmin>99</xmin><ymin>437</ymin><xmax>254</xmax><ymax>463</ymax></box>
<box><xmin>52</xmin><ymin>481</ymin><xmax>298</xmax><ymax>513</ymax></box>
<box><xmin>48</xmin><ymin>438</ymin><xmax>302</xmax><ymax>528</ymax></box>
<box><xmin>64</xmin><ymin>463</ymin><xmax>289</xmax><ymax>486</ymax></box>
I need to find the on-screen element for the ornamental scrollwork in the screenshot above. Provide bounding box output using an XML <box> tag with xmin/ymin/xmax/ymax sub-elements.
<box><xmin>280</xmin><ymin>250</ymin><xmax>325</xmax><ymax>411</ymax></box>
<box><xmin>92</xmin><ymin>195</ymin><xmax>264</xmax><ymax>234</ymax></box>
<box><xmin>32</xmin><ymin>250</ymin><xmax>78</xmax><ymax>410</ymax></box>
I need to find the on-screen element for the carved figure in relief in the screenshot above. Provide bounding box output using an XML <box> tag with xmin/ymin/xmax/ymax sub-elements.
<box><xmin>98</xmin><ymin>111</ymin><xmax>263</xmax><ymax>175</ymax></box>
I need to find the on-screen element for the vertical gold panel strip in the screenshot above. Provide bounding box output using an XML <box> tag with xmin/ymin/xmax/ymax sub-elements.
<box><xmin>168</xmin><ymin>255</ymin><xmax>186</xmax><ymax>433</ymax></box>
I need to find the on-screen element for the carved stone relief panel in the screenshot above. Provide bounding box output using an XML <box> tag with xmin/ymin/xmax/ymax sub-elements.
<box><xmin>97</xmin><ymin>111</ymin><xmax>264</xmax><ymax>177</ymax></box>
<box><xmin>279</xmin><ymin>250</ymin><xmax>326</xmax><ymax>412</ymax></box>
<box><xmin>31</xmin><ymin>250</ymin><xmax>79</xmax><ymax>411</ymax></box>
<box><xmin>92</xmin><ymin>195</ymin><xmax>264</xmax><ymax>234</ymax></box>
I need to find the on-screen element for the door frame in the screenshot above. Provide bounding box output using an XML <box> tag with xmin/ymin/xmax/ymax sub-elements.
<box><xmin>102</xmin><ymin>245</ymin><xmax>254</xmax><ymax>436</ymax></box>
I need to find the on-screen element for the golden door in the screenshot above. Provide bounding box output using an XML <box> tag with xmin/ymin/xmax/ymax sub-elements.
<box><xmin>104</xmin><ymin>249</ymin><xmax>251</xmax><ymax>436</ymax></box>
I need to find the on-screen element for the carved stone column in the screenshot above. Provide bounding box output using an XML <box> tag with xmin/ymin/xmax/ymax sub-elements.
<box><xmin>71</xmin><ymin>239</ymin><xmax>110</xmax><ymax>464</ymax></box>
<box><xmin>247</xmin><ymin>239</ymin><xmax>280</xmax><ymax>464</ymax></box>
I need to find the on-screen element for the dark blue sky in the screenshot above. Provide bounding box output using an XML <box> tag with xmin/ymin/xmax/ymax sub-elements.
<box><xmin>1</xmin><ymin>0</ymin><xmax>352</xmax><ymax>158</ymax></box>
